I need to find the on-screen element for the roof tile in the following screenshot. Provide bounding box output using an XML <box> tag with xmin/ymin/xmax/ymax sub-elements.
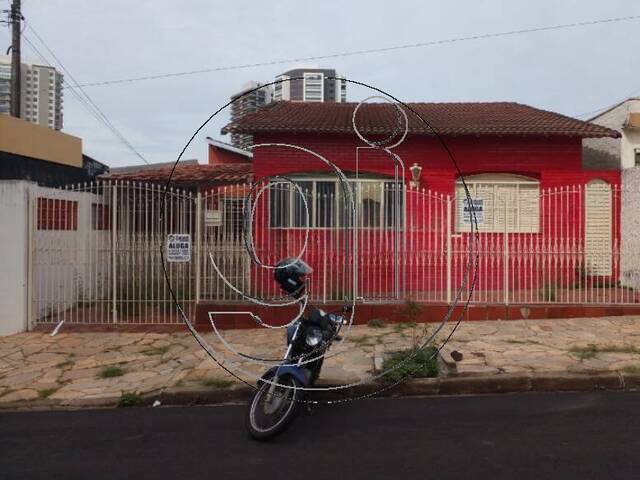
<box><xmin>222</xmin><ymin>101</ymin><xmax>620</xmax><ymax>139</ymax></box>
<box><xmin>101</xmin><ymin>163</ymin><xmax>252</xmax><ymax>183</ymax></box>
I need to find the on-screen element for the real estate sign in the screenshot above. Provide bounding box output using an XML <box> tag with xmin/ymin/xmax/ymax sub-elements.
<box><xmin>463</xmin><ymin>198</ymin><xmax>484</xmax><ymax>225</ymax></box>
<box><xmin>166</xmin><ymin>234</ymin><xmax>191</xmax><ymax>262</ymax></box>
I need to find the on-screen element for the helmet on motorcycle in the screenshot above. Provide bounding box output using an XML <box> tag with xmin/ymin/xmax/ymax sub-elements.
<box><xmin>274</xmin><ymin>258</ymin><xmax>313</xmax><ymax>297</ymax></box>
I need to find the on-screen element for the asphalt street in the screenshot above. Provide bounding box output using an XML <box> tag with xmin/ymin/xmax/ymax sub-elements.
<box><xmin>1</xmin><ymin>391</ymin><xmax>639</xmax><ymax>480</ymax></box>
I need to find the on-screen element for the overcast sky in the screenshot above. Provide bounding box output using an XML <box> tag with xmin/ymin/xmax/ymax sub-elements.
<box><xmin>2</xmin><ymin>0</ymin><xmax>639</xmax><ymax>167</ymax></box>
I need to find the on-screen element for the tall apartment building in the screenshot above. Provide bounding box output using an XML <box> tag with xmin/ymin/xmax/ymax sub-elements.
<box><xmin>229</xmin><ymin>81</ymin><xmax>272</xmax><ymax>150</ymax></box>
<box><xmin>0</xmin><ymin>56</ymin><xmax>64</xmax><ymax>130</ymax></box>
<box><xmin>273</xmin><ymin>68</ymin><xmax>346</xmax><ymax>103</ymax></box>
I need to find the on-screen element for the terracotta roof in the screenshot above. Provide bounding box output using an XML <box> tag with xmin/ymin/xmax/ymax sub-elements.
<box><xmin>101</xmin><ymin>162</ymin><xmax>252</xmax><ymax>183</ymax></box>
<box><xmin>222</xmin><ymin>101</ymin><xmax>620</xmax><ymax>139</ymax></box>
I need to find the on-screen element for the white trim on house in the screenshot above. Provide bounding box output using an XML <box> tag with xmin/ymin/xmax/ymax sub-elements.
<box><xmin>206</xmin><ymin>137</ymin><xmax>253</xmax><ymax>159</ymax></box>
<box><xmin>455</xmin><ymin>173</ymin><xmax>540</xmax><ymax>233</ymax></box>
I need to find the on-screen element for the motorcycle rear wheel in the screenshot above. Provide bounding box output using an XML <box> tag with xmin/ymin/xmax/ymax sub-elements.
<box><xmin>246</xmin><ymin>374</ymin><xmax>302</xmax><ymax>441</ymax></box>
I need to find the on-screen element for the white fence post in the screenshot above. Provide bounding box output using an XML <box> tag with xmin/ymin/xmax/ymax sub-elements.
<box><xmin>26</xmin><ymin>186</ymin><xmax>35</xmax><ymax>331</ymax></box>
<box><xmin>195</xmin><ymin>191</ymin><xmax>202</xmax><ymax>304</ymax></box>
<box><xmin>446</xmin><ymin>196</ymin><xmax>452</xmax><ymax>304</ymax></box>
<box><xmin>503</xmin><ymin>199</ymin><xmax>509</xmax><ymax>306</ymax></box>
<box><xmin>111</xmin><ymin>182</ymin><xmax>117</xmax><ymax>323</ymax></box>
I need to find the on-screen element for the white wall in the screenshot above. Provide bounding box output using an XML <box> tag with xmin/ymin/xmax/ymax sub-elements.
<box><xmin>583</xmin><ymin>99</ymin><xmax>640</xmax><ymax>170</ymax></box>
<box><xmin>0</xmin><ymin>181</ymin><xmax>110</xmax><ymax>335</ymax></box>
<box><xmin>0</xmin><ymin>181</ymin><xmax>31</xmax><ymax>335</ymax></box>
<box><xmin>621</xmin><ymin>168</ymin><xmax>640</xmax><ymax>289</ymax></box>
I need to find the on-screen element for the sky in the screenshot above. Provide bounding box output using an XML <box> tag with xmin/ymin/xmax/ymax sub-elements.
<box><xmin>1</xmin><ymin>0</ymin><xmax>639</xmax><ymax>167</ymax></box>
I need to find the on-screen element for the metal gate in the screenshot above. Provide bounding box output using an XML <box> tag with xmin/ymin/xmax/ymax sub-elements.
<box><xmin>29</xmin><ymin>179</ymin><xmax>640</xmax><ymax>327</ymax></box>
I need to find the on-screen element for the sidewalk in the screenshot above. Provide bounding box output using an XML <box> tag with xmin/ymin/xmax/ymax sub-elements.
<box><xmin>1</xmin><ymin>316</ymin><xmax>640</xmax><ymax>408</ymax></box>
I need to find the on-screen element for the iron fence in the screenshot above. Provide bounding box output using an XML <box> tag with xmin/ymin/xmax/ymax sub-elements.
<box><xmin>27</xmin><ymin>179</ymin><xmax>640</xmax><ymax>326</ymax></box>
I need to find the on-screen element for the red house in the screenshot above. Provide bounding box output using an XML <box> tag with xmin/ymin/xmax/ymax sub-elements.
<box><xmin>220</xmin><ymin>101</ymin><xmax>623</xmax><ymax>310</ymax></box>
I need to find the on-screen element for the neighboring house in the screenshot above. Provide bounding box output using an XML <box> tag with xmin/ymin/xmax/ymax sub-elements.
<box><xmin>222</xmin><ymin>101</ymin><xmax>622</xmax><ymax>302</ymax></box>
<box><xmin>583</xmin><ymin>97</ymin><xmax>640</xmax><ymax>170</ymax></box>
<box><xmin>206</xmin><ymin>137</ymin><xmax>253</xmax><ymax>166</ymax></box>
<box><xmin>102</xmin><ymin>160</ymin><xmax>252</xmax><ymax>193</ymax></box>
<box><xmin>103</xmin><ymin>138</ymin><xmax>252</xmax><ymax>191</ymax></box>
<box><xmin>0</xmin><ymin>115</ymin><xmax>107</xmax><ymax>187</ymax></box>
<box><xmin>583</xmin><ymin>98</ymin><xmax>640</xmax><ymax>290</ymax></box>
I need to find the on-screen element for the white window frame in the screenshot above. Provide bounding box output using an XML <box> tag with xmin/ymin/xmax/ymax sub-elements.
<box><xmin>456</xmin><ymin>173</ymin><xmax>540</xmax><ymax>233</ymax></box>
<box><xmin>303</xmin><ymin>72</ymin><xmax>324</xmax><ymax>102</ymax></box>
<box><xmin>268</xmin><ymin>176</ymin><xmax>404</xmax><ymax>230</ymax></box>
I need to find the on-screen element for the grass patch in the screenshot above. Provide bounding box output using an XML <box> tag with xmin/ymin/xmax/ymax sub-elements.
<box><xmin>142</xmin><ymin>345</ymin><xmax>170</xmax><ymax>356</ymax></box>
<box><xmin>98</xmin><ymin>366</ymin><xmax>126</xmax><ymax>379</ymax></box>
<box><xmin>202</xmin><ymin>377</ymin><xmax>233</xmax><ymax>389</ymax></box>
<box><xmin>347</xmin><ymin>334</ymin><xmax>376</xmax><ymax>347</ymax></box>
<box><xmin>37</xmin><ymin>388</ymin><xmax>59</xmax><ymax>399</ymax></box>
<box><xmin>118</xmin><ymin>391</ymin><xmax>143</xmax><ymax>408</ymax></box>
<box><xmin>504</xmin><ymin>339</ymin><xmax>540</xmax><ymax>345</ymax></box>
<box><xmin>569</xmin><ymin>343</ymin><xmax>640</xmax><ymax>361</ymax></box>
<box><xmin>174</xmin><ymin>379</ymin><xmax>185</xmax><ymax>387</ymax></box>
<box><xmin>382</xmin><ymin>346</ymin><xmax>439</xmax><ymax>382</ymax></box>
<box><xmin>367</xmin><ymin>318</ymin><xmax>387</xmax><ymax>328</ymax></box>
<box><xmin>392</xmin><ymin>322</ymin><xmax>415</xmax><ymax>333</ymax></box>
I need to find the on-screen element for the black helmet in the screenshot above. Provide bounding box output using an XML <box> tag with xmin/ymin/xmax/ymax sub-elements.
<box><xmin>274</xmin><ymin>258</ymin><xmax>313</xmax><ymax>297</ymax></box>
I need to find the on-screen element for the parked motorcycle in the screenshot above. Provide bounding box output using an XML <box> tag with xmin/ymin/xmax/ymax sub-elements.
<box><xmin>246</xmin><ymin>258</ymin><xmax>347</xmax><ymax>440</ymax></box>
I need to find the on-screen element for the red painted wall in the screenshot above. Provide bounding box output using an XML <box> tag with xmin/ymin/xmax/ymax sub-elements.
<box><xmin>251</xmin><ymin>133</ymin><xmax>619</xmax><ymax>190</ymax></box>
<box><xmin>247</xmin><ymin>133</ymin><xmax>621</xmax><ymax>301</ymax></box>
<box><xmin>208</xmin><ymin>144</ymin><xmax>251</xmax><ymax>166</ymax></box>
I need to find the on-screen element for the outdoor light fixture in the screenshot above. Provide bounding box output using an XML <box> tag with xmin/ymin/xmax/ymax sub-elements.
<box><xmin>409</xmin><ymin>162</ymin><xmax>423</xmax><ymax>188</ymax></box>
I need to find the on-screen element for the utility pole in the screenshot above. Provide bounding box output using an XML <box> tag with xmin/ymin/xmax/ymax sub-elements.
<box><xmin>10</xmin><ymin>0</ymin><xmax>21</xmax><ymax>118</ymax></box>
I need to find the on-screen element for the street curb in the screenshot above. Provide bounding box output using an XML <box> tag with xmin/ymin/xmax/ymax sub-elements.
<box><xmin>1</xmin><ymin>371</ymin><xmax>639</xmax><ymax>411</ymax></box>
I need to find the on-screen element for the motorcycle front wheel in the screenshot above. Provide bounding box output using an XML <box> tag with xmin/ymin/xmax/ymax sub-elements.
<box><xmin>246</xmin><ymin>374</ymin><xmax>302</xmax><ymax>441</ymax></box>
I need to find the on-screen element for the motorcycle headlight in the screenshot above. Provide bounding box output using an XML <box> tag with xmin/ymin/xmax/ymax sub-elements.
<box><xmin>305</xmin><ymin>327</ymin><xmax>323</xmax><ymax>347</ymax></box>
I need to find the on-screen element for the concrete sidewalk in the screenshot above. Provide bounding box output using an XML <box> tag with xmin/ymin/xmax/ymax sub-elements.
<box><xmin>1</xmin><ymin>316</ymin><xmax>640</xmax><ymax>408</ymax></box>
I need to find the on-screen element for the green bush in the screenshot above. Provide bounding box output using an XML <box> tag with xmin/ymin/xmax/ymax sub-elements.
<box><xmin>382</xmin><ymin>346</ymin><xmax>439</xmax><ymax>382</ymax></box>
<box><xmin>118</xmin><ymin>391</ymin><xmax>144</xmax><ymax>408</ymax></box>
<box><xmin>98</xmin><ymin>366</ymin><xmax>126</xmax><ymax>379</ymax></box>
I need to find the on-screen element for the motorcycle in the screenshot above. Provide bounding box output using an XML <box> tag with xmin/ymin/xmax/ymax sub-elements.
<box><xmin>245</xmin><ymin>305</ymin><xmax>347</xmax><ymax>440</ymax></box>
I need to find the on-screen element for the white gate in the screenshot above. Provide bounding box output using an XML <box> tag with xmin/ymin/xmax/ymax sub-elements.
<box><xmin>28</xmin><ymin>179</ymin><xmax>640</xmax><ymax>327</ymax></box>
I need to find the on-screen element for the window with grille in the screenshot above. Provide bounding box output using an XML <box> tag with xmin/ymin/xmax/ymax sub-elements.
<box><xmin>269</xmin><ymin>177</ymin><xmax>403</xmax><ymax>229</ymax></box>
<box><xmin>37</xmin><ymin>198</ymin><xmax>78</xmax><ymax>230</ymax></box>
<box><xmin>585</xmin><ymin>179</ymin><xmax>612</xmax><ymax>276</ymax></box>
<box><xmin>455</xmin><ymin>174</ymin><xmax>540</xmax><ymax>233</ymax></box>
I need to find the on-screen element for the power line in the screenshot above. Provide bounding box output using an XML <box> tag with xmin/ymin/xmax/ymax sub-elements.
<box><xmin>71</xmin><ymin>14</ymin><xmax>640</xmax><ymax>88</ymax></box>
<box><xmin>22</xmin><ymin>22</ymin><xmax>149</xmax><ymax>164</ymax></box>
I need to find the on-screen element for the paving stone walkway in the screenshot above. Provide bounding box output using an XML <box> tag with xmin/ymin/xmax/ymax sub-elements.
<box><xmin>1</xmin><ymin>316</ymin><xmax>640</xmax><ymax>406</ymax></box>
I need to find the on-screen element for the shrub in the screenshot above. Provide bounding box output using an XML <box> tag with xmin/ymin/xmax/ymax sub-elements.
<box><xmin>118</xmin><ymin>391</ymin><xmax>144</xmax><ymax>408</ymax></box>
<box><xmin>382</xmin><ymin>346</ymin><xmax>439</xmax><ymax>382</ymax></box>
<box><xmin>38</xmin><ymin>388</ymin><xmax>59</xmax><ymax>399</ymax></box>
<box><xmin>98</xmin><ymin>366</ymin><xmax>126</xmax><ymax>379</ymax></box>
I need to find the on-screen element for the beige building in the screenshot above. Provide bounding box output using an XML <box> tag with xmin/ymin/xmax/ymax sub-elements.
<box><xmin>583</xmin><ymin>97</ymin><xmax>640</xmax><ymax>170</ymax></box>
<box><xmin>0</xmin><ymin>55</ymin><xmax>64</xmax><ymax>130</ymax></box>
